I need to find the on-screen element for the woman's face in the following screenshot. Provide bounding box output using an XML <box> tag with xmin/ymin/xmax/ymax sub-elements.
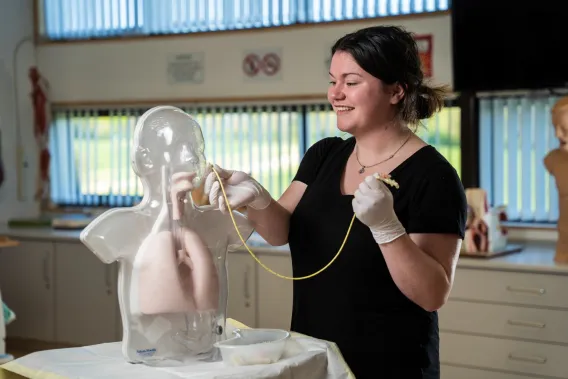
<box><xmin>552</xmin><ymin>108</ymin><xmax>568</xmax><ymax>151</ymax></box>
<box><xmin>327</xmin><ymin>50</ymin><xmax>403</xmax><ymax>135</ymax></box>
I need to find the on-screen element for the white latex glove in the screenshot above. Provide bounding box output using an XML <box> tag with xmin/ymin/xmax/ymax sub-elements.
<box><xmin>352</xmin><ymin>175</ymin><xmax>406</xmax><ymax>245</ymax></box>
<box><xmin>204</xmin><ymin>164</ymin><xmax>272</xmax><ymax>214</ymax></box>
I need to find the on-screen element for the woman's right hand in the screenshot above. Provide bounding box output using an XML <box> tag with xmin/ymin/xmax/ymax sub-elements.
<box><xmin>203</xmin><ymin>164</ymin><xmax>272</xmax><ymax>214</ymax></box>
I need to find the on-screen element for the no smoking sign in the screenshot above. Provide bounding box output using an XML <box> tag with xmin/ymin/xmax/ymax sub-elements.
<box><xmin>262</xmin><ymin>53</ymin><xmax>280</xmax><ymax>76</ymax></box>
<box><xmin>242</xmin><ymin>50</ymin><xmax>282</xmax><ymax>80</ymax></box>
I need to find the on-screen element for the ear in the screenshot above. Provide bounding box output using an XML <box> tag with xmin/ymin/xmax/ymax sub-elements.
<box><xmin>389</xmin><ymin>83</ymin><xmax>405</xmax><ymax>105</ymax></box>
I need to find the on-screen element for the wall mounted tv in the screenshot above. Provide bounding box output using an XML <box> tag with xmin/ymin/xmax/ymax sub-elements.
<box><xmin>451</xmin><ymin>0</ymin><xmax>568</xmax><ymax>93</ymax></box>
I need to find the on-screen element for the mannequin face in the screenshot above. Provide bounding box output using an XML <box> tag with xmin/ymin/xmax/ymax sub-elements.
<box><xmin>552</xmin><ymin>108</ymin><xmax>568</xmax><ymax>152</ymax></box>
<box><xmin>132</xmin><ymin>107</ymin><xmax>208</xmax><ymax>185</ymax></box>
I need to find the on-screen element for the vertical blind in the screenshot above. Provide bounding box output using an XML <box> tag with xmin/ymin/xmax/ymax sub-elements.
<box><xmin>48</xmin><ymin>101</ymin><xmax>460</xmax><ymax>207</ymax></box>
<box><xmin>479</xmin><ymin>94</ymin><xmax>561</xmax><ymax>223</ymax></box>
<box><xmin>41</xmin><ymin>0</ymin><xmax>451</xmax><ymax>40</ymax></box>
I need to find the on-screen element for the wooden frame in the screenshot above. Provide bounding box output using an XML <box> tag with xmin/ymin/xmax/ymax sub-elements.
<box><xmin>50</xmin><ymin>94</ymin><xmax>329</xmax><ymax>109</ymax></box>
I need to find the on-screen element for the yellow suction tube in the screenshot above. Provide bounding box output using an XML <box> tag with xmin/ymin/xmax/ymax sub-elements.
<box><xmin>211</xmin><ymin>166</ymin><xmax>398</xmax><ymax>280</ymax></box>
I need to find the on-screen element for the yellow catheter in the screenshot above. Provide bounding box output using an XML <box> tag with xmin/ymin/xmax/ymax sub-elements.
<box><xmin>210</xmin><ymin>166</ymin><xmax>398</xmax><ymax>280</ymax></box>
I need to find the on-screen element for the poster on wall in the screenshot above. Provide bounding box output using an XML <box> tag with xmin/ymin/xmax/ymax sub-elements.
<box><xmin>167</xmin><ymin>52</ymin><xmax>205</xmax><ymax>85</ymax></box>
<box><xmin>415</xmin><ymin>35</ymin><xmax>433</xmax><ymax>78</ymax></box>
<box><xmin>242</xmin><ymin>48</ymin><xmax>283</xmax><ymax>81</ymax></box>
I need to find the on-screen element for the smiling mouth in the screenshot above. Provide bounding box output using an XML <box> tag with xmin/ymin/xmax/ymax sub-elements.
<box><xmin>335</xmin><ymin>106</ymin><xmax>354</xmax><ymax>114</ymax></box>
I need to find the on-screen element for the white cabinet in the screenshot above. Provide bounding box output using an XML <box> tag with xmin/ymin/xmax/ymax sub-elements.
<box><xmin>226</xmin><ymin>251</ymin><xmax>257</xmax><ymax>328</ymax></box>
<box><xmin>441</xmin><ymin>364</ymin><xmax>533</xmax><ymax>379</ymax></box>
<box><xmin>0</xmin><ymin>239</ymin><xmax>120</xmax><ymax>346</ymax></box>
<box><xmin>257</xmin><ymin>254</ymin><xmax>293</xmax><ymax>330</ymax></box>
<box><xmin>0</xmin><ymin>235</ymin><xmax>294</xmax><ymax>348</ymax></box>
<box><xmin>0</xmin><ymin>240</ymin><xmax>55</xmax><ymax>341</ymax></box>
<box><xmin>226</xmin><ymin>251</ymin><xmax>294</xmax><ymax>330</ymax></box>
<box><xmin>54</xmin><ymin>242</ymin><xmax>119</xmax><ymax>345</ymax></box>
<box><xmin>439</xmin><ymin>264</ymin><xmax>568</xmax><ymax>378</ymax></box>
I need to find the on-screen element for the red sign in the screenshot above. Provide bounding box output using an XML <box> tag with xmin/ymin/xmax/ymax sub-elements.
<box><xmin>415</xmin><ymin>35</ymin><xmax>433</xmax><ymax>78</ymax></box>
<box><xmin>242</xmin><ymin>52</ymin><xmax>281</xmax><ymax>77</ymax></box>
<box><xmin>243</xmin><ymin>53</ymin><xmax>261</xmax><ymax>77</ymax></box>
<box><xmin>262</xmin><ymin>53</ymin><xmax>280</xmax><ymax>76</ymax></box>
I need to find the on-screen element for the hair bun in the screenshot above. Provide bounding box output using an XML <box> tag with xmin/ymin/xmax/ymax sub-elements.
<box><xmin>415</xmin><ymin>83</ymin><xmax>447</xmax><ymax>120</ymax></box>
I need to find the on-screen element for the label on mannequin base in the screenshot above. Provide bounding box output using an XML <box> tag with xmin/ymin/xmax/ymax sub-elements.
<box><xmin>136</xmin><ymin>348</ymin><xmax>157</xmax><ymax>358</ymax></box>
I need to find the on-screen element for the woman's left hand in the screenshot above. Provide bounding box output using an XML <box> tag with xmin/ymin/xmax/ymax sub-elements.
<box><xmin>352</xmin><ymin>175</ymin><xmax>406</xmax><ymax>244</ymax></box>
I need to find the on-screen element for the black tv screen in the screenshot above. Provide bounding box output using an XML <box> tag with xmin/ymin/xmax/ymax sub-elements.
<box><xmin>451</xmin><ymin>0</ymin><xmax>568</xmax><ymax>92</ymax></box>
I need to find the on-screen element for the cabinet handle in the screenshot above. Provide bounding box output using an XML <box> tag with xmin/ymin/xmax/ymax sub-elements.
<box><xmin>244</xmin><ymin>266</ymin><xmax>250</xmax><ymax>308</ymax></box>
<box><xmin>43</xmin><ymin>253</ymin><xmax>50</xmax><ymax>290</ymax></box>
<box><xmin>506</xmin><ymin>285</ymin><xmax>546</xmax><ymax>295</ymax></box>
<box><xmin>507</xmin><ymin>319</ymin><xmax>546</xmax><ymax>329</ymax></box>
<box><xmin>244</xmin><ymin>266</ymin><xmax>250</xmax><ymax>298</ymax></box>
<box><xmin>508</xmin><ymin>353</ymin><xmax>547</xmax><ymax>364</ymax></box>
<box><xmin>105</xmin><ymin>266</ymin><xmax>112</xmax><ymax>295</ymax></box>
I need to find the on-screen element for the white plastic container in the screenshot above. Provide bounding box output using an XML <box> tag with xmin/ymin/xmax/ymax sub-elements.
<box><xmin>214</xmin><ymin>328</ymin><xmax>290</xmax><ymax>366</ymax></box>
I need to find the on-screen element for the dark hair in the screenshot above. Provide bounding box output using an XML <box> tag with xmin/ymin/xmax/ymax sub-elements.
<box><xmin>331</xmin><ymin>25</ymin><xmax>448</xmax><ymax>126</ymax></box>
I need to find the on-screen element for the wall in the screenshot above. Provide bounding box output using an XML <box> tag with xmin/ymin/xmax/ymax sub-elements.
<box><xmin>0</xmin><ymin>0</ymin><xmax>39</xmax><ymax>222</ymax></box>
<box><xmin>35</xmin><ymin>13</ymin><xmax>452</xmax><ymax>103</ymax></box>
<box><xmin>32</xmin><ymin>12</ymin><xmax>559</xmax><ymax>242</ymax></box>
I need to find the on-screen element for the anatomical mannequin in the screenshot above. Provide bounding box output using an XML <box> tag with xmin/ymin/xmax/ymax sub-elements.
<box><xmin>462</xmin><ymin>188</ymin><xmax>489</xmax><ymax>253</ymax></box>
<box><xmin>80</xmin><ymin>106</ymin><xmax>254</xmax><ymax>365</ymax></box>
<box><xmin>544</xmin><ymin>96</ymin><xmax>568</xmax><ymax>264</ymax></box>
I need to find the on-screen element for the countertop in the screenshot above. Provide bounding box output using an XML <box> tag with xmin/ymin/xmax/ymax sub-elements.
<box><xmin>0</xmin><ymin>223</ymin><xmax>290</xmax><ymax>255</ymax></box>
<box><xmin>0</xmin><ymin>224</ymin><xmax>83</xmax><ymax>242</ymax></box>
<box><xmin>0</xmin><ymin>223</ymin><xmax>566</xmax><ymax>274</ymax></box>
<box><xmin>456</xmin><ymin>242</ymin><xmax>568</xmax><ymax>275</ymax></box>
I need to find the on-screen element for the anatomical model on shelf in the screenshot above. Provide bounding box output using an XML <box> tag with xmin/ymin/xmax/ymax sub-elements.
<box><xmin>80</xmin><ymin>106</ymin><xmax>253</xmax><ymax>365</ymax></box>
<box><xmin>544</xmin><ymin>96</ymin><xmax>568</xmax><ymax>264</ymax></box>
<box><xmin>462</xmin><ymin>187</ymin><xmax>508</xmax><ymax>255</ymax></box>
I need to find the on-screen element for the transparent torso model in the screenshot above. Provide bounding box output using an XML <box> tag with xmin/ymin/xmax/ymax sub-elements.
<box><xmin>80</xmin><ymin>106</ymin><xmax>253</xmax><ymax>365</ymax></box>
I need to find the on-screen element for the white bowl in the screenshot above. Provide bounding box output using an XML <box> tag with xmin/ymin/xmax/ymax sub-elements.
<box><xmin>214</xmin><ymin>328</ymin><xmax>290</xmax><ymax>366</ymax></box>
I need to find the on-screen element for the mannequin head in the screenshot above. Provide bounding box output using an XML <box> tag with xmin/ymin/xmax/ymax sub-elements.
<box><xmin>132</xmin><ymin>106</ymin><xmax>208</xmax><ymax>189</ymax></box>
<box><xmin>551</xmin><ymin>96</ymin><xmax>568</xmax><ymax>152</ymax></box>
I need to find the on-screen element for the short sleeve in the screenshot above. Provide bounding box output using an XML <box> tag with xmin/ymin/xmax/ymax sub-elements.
<box><xmin>293</xmin><ymin>137</ymin><xmax>340</xmax><ymax>185</ymax></box>
<box><xmin>406</xmin><ymin>163</ymin><xmax>467</xmax><ymax>239</ymax></box>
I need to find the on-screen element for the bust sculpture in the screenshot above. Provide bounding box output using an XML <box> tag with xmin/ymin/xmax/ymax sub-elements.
<box><xmin>544</xmin><ymin>96</ymin><xmax>568</xmax><ymax>263</ymax></box>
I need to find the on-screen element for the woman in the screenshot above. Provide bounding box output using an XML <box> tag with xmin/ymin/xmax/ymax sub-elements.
<box><xmin>204</xmin><ymin>25</ymin><xmax>467</xmax><ymax>379</ymax></box>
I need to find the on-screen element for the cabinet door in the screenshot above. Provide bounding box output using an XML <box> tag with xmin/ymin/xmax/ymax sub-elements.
<box><xmin>226</xmin><ymin>252</ymin><xmax>257</xmax><ymax>328</ymax></box>
<box><xmin>257</xmin><ymin>254</ymin><xmax>293</xmax><ymax>330</ymax></box>
<box><xmin>0</xmin><ymin>240</ymin><xmax>55</xmax><ymax>341</ymax></box>
<box><xmin>54</xmin><ymin>242</ymin><xmax>119</xmax><ymax>345</ymax></box>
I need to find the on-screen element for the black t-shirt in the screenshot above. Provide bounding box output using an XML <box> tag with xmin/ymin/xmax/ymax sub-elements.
<box><xmin>287</xmin><ymin>136</ymin><xmax>467</xmax><ymax>379</ymax></box>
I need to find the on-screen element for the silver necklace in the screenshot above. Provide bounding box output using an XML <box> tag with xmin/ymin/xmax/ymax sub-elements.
<box><xmin>355</xmin><ymin>132</ymin><xmax>411</xmax><ymax>174</ymax></box>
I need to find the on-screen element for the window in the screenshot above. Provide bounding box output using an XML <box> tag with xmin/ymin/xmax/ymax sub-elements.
<box><xmin>479</xmin><ymin>93</ymin><xmax>561</xmax><ymax>224</ymax></box>
<box><xmin>48</xmin><ymin>100</ymin><xmax>460</xmax><ymax>207</ymax></box>
<box><xmin>40</xmin><ymin>0</ymin><xmax>451</xmax><ymax>41</ymax></box>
